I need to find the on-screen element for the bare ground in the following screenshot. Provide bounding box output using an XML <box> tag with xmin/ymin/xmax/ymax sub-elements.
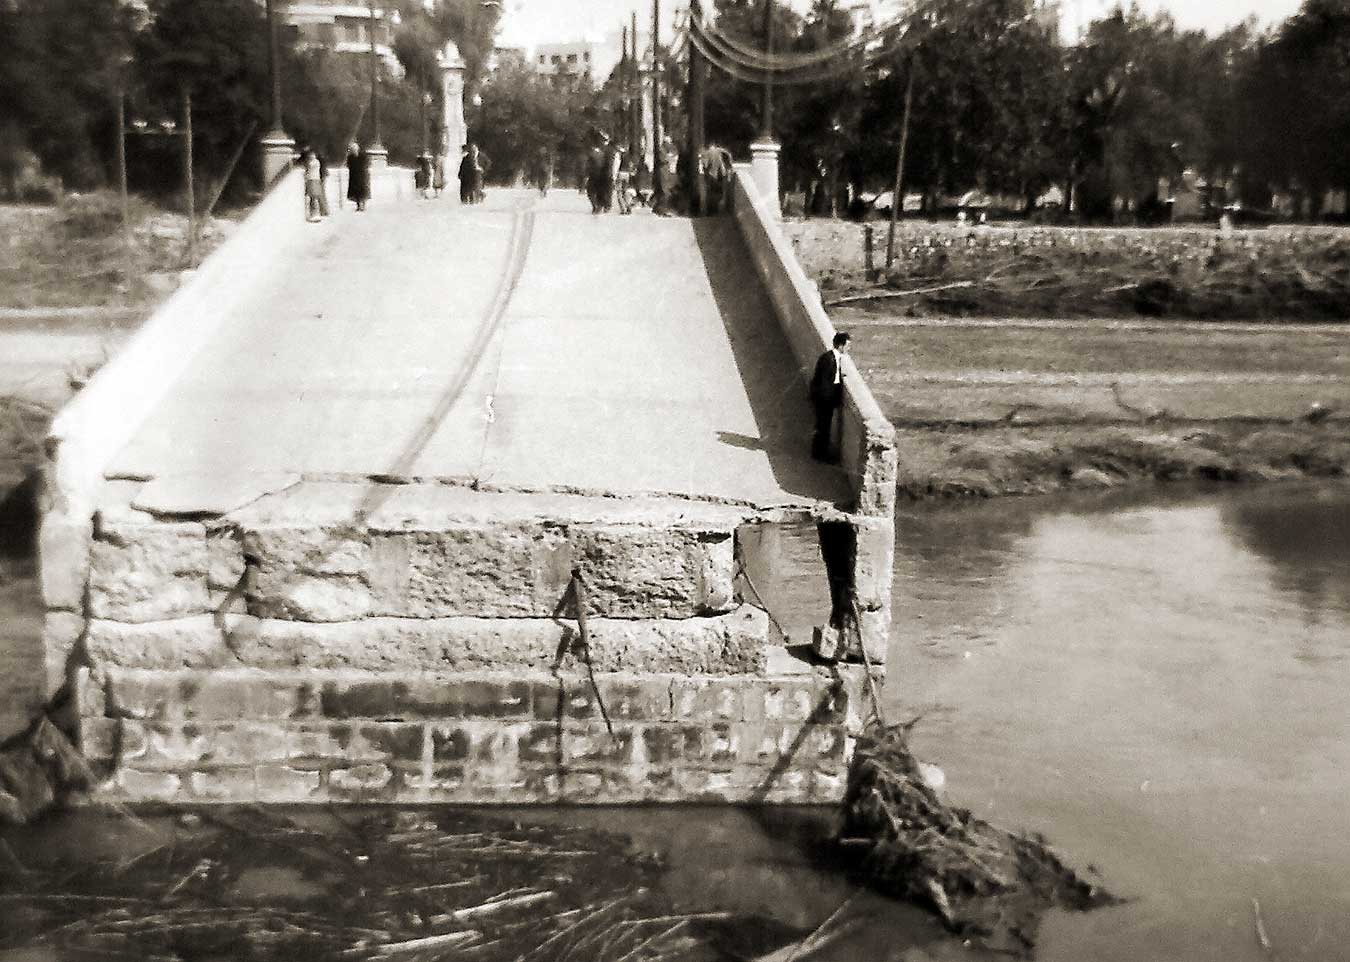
<box><xmin>838</xmin><ymin>307</ymin><xmax>1350</xmax><ymax>499</ymax></box>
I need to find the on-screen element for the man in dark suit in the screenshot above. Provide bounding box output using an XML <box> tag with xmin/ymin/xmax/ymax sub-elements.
<box><xmin>810</xmin><ymin>331</ymin><xmax>850</xmax><ymax>462</ymax></box>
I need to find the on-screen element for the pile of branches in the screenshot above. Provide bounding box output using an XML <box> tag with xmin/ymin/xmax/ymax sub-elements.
<box><xmin>826</xmin><ymin>226</ymin><xmax>1350</xmax><ymax>320</ymax></box>
<box><xmin>0</xmin><ymin>807</ymin><xmax>730</xmax><ymax>962</ymax></box>
<box><xmin>839</xmin><ymin>722</ymin><xmax>1119</xmax><ymax>957</ymax></box>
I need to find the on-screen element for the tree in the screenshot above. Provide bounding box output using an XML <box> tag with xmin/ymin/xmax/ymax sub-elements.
<box><xmin>0</xmin><ymin>0</ymin><xmax>138</xmax><ymax>191</ymax></box>
<box><xmin>135</xmin><ymin>0</ymin><xmax>270</xmax><ymax>197</ymax></box>
<box><xmin>1244</xmin><ymin>0</ymin><xmax>1350</xmax><ymax>215</ymax></box>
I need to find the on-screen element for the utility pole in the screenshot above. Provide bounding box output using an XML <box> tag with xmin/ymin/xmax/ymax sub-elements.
<box><xmin>266</xmin><ymin>0</ymin><xmax>283</xmax><ymax>134</ymax></box>
<box><xmin>760</xmin><ymin>0</ymin><xmax>773</xmax><ymax>141</ymax></box>
<box><xmin>259</xmin><ymin>0</ymin><xmax>295</xmax><ymax>185</ymax></box>
<box><xmin>688</xmin><ymin>0</ymin><xmax>706</xmax><ymax>215</ymax></box>
<box><xmin>652</xmin><ymin>0</ymin><xmax>663</xmax><ymax>207</ymax></box>
<box><xmin>885</xmin><ymin>53</ymin><xmax>915</xmax><ymax>268</ymax></box>
<box><xmin>631</xmin><ymin>10</ymin><xmax>641</xmax><ymax>160</ymax></box>
<box><xmin>367</xmin><ymin>0</ymin><xmax>383</xmax><ymax>153</ymax></box>
<box><xmin>622</xmin><ymin>24</ymin><xmax>630</xmax><ymax>141</ymax></box>
<box><xmin>116</xmin><ymin>89</ymin><xmax>129</xmax><ymax>243</ymax></box>
<box><xmin>183</xmin><ymin>87</ymin><xmax>195</xmax><ymax>260</ymax></box>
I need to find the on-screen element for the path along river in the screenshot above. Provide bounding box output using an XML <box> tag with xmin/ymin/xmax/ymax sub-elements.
<box><xmin>2</xmin><ymin>483</ymin><xmax>1348</xmax><ymax>961</ymax></box>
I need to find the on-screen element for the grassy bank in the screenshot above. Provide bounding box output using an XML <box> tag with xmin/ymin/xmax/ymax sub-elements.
<box><xmin>786</xmin><ymin>219</ymin><xmax>1350</xmax><ymax>321</ymax></box>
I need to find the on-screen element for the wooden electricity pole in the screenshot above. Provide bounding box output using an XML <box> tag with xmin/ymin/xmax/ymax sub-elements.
<box><xmin>885</xmin><ymin>53</ymin><xmax>915</xmax><ymax>269</ymax></box>
<box><xmin>651</xmin><ymin>0</ymin><xmax>664</xmax><ymax>208</ymax></box>
<box><xmin>183</xmin><ymin>88</ymin><xmax>195</xmax><ymax>260</ymax></box>
<box><xmin>367</xmin><ymin>0</ymin><xmax>382</xmax><ymax>149</ymax></box>
<box><xmin>688</xmin><ymin>0</ymin><xmax>706</xmax><ymax>214</ymax></box>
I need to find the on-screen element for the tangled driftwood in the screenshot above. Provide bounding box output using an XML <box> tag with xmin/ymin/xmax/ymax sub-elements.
<box><xmin>0</xmin><ymin>718</ymin><xmax>91</xmax><ymax>825</ymax></box>
<box><xmin>839</xmin><ymin>722</ymin><xmax>1119</xmax><ymax>956</ymax></box>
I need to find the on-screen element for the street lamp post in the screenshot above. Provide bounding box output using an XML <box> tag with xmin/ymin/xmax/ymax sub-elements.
<box><xmin>749</xmin><ymin>0</ymin><xmax>782</xmax><ymax>216</ymax></box>
<box><xmin>259</xmin><ymin>0</ymin><xmax>296</xmax><ymax>184</ymax></box>
<box><xmin>365</xmin><ymin>0</ymin><xmax>388</xmax><ymax>168</ymax></box>
<box><xmin>760</xmin><ymin>0</ymin><xmax>773</xmax><ymax>141</ymax></box>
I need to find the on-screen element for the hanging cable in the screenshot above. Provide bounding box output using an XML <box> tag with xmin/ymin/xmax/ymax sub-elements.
<box><xmin>685</xmin><ymin>20</ymin><xmax>905</xmax><ymax>87</ymax></box>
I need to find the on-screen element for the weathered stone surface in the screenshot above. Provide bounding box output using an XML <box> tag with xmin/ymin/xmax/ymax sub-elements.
<box><xmin>206</xmin><ymin>525</ymin><xmax>246</xmax><ymax>605</ymax></box>
<box><xmin>38</xmin><ymin>515</ymin><xmax>91</xmax><ymax>613</ymax></box>
<box><xmin>239</xmin><ymin>516</ymin><xmax>737</xmax><ymax>622</ymax></box>
<box><xmin>568</xmin><ymin>526</ymin><xmax>735</xmax><ymax>617</ymax></box>
<box><xmin>83</xmin><ymin>659</ymin><xmax>866</xmax><ymax>805</ymax></box>
<box><xmin>42</xmin><ymin>611</ymin><xmax>85</xmax><ymax>701</ymax></box>
<box><xmin>850</xmin><ymin>514</ymin><xmax>894</xmax><ymax>665</ymax></box>
<box><xmin>242</xmin><ymin>526</ymin><xmax>372</xmax><ymax>622</ymax></box>
<box><xmin>151</xmin><ymin>607</ymin><xmax>767</xmax><ymax>674</ymax></box>
<box><xmin>85</xmin><ymin>615</ymin><xmax>242</xmax><ymax>670</ymax></box>
<box><xmin>89</xmin><ymin>520</ymin><xmax>209</xmax><ymax>622</ymax></box>
<box><xmin>368</xmin><ymin>526</ymin><xmax>570</xmax><ymax>618</ymax></box>
<box><xmin>104</xmin><ymin>668</ymin><xmax>320</xmax><ymax>722</ymax></box>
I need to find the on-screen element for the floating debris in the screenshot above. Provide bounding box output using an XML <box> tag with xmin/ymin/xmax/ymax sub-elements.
<box><xmin>839</xmin><ymin>721</ymin><xmax>1120</xmax><ymax>956</ymax></box>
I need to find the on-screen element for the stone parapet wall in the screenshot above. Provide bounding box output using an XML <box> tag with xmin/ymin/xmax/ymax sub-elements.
<box><xmin>728</xmin><ymin>164</ymin><xmax>897</xmax><ymax>520</ymax></box>
<box><xmin>74</xmin><ymin>664</ymin><xmax>868</xmax><ymax>806</ymax></box>
<box><xmin>728</xmin><ymin>166</ymin><xmax>899</xmax><ymax>663</ymax></box>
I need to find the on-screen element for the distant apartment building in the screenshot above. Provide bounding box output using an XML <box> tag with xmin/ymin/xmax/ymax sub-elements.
<box><xmin>283</xmin><ymin>1</ymin><xmax>401</xmax><ymax>73</ymax></box>
<box><xmin>528</xmin><ymin>30</ymin><xmax>650</xmax><ymax>88</ymax></box>
<box><xmin>533</xmin><ymin>40</ymin><xmax>597</xmax><ymax>83</ymax></box>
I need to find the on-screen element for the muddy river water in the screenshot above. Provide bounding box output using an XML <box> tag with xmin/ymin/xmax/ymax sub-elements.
<box><xmin>2</xmin><ymin>483</ymin><xmax>1348</xmax><ymax>961</ymax></box>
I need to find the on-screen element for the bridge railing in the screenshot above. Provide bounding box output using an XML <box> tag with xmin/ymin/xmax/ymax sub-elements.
<box><xmin>728</xmin><ymin>163</ymin><xmax>898</xmax><ymax>665</ymax></box>
<box><xmin>728</xmin><ymin>163</ymin><xmax>897</xmax><ymax>519</ymax></box>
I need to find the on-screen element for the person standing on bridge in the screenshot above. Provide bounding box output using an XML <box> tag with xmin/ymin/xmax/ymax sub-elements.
<box><xmin>300</xmin><ymin>146</ymin><xmax>328</xmax><ymax>222</ymax></box>
<box><xmin>346</xmin><ymin>142</ymin><xmax>370</xmax><ymax>212</ymax></box>
<box><xmin>810</xmin><ymin>332</ymin><xmax>851</xmax><ymax>463</ymax></box>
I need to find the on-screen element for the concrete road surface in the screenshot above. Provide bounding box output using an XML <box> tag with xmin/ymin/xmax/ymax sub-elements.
<box><xmin>110</xmin><ymin>185</ymin><xmax>848</xmax><ymax>512</ymax></box>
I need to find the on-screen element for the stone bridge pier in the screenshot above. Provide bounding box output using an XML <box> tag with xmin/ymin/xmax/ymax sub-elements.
<box><xmin>37</xmin><ymin>158</ymin><xmax>897</xmax><ymax>806</ymax></box>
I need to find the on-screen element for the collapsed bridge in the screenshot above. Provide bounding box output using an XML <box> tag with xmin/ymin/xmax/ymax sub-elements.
<box><xmin>38</xmin><ymin>166</ymin><xmax>897</xmax><ymax>805</ymax></box>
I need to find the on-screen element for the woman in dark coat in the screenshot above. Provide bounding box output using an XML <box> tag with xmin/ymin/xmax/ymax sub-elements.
<box><xmin>346</xmin><ymin>142</ymin><xmax>370</xmax><ymax>211</ymax></box>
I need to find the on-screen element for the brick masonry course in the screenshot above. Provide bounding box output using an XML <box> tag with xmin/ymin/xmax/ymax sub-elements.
<box><xmin>78</xmin><ymin>665</ymin><xmax>867</xmax><ymax>805</ymax></box>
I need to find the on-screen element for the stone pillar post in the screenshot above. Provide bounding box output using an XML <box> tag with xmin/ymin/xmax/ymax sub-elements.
<box><xmin>750</xmin><ymin>139</ymin><xmax>781</xmax><ymax>218</ymax></box>
<box><xmin>260</xmin><ymin>133</ymin><xmax>296</xmax><ymax>187</ymax></box>
<box><xmin>439</xmin><ymin>40</ymin><xmax>467</xmax><ymax>202</ymax></box>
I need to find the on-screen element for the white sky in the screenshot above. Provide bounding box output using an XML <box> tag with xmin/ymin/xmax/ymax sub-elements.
<box><xmin>497</xmin><ymin>0</ymin><xmax>1304</xmax><ymax>48</ymax></box>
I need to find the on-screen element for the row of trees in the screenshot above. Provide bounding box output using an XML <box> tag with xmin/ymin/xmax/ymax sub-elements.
<box><xmin>3</xmin><ymin>0</ymin><xmax>1349</xmax><ymax>219</ymax></box>
<box><xmin>0</xmin><ymin>0</ymin><xmax>500</xmax><ymax>204</ymax></box>
<box><xmin>694</xmin><ymin>0</ymin><xmax>1350</xmax><ymax>219</ymax></box>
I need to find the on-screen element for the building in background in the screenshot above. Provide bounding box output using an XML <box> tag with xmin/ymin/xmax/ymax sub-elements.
<box><xmin>284</xmin><ymin>1</ymin><xmax>402</xmax><ymax>73</ymax></box>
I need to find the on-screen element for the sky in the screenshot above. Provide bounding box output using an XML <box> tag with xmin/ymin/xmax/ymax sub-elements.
<box><xmin>496</xmin><ymin>0</ymin><xmax>1305</xmax><ymax>49</ymax></box>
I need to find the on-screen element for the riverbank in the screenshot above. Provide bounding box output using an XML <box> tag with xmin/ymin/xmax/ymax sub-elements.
<box><xmin>783</xmin><ymin>219</ymin><xmax>1350</xmax><ymax>499</ymax></box>
<box><xmin>840</xmin><ymin>310</ymin><xmax>1349</xmax><ymax>499</ymax></box>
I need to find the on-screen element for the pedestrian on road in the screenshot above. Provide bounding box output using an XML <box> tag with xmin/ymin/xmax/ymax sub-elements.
<box><xmin>585</xmin><ymin>136</ymin><xmax>612</xmax><ymax>214</ymax></box>
<box><xmin>300</xmin><ymin>146</ymin><xmax>328</xmax><ymax>222</ymax></box>
<box><xmin>432</xmin><ymin>155</ymin><xmax>446</xmax><ymax>198</ymax></box>
<box><xmin>346</xmin><ymin>142</ymin><xmax>371</xmax><ymax>212</ymax></box>
<box><xmin>415</xmin><ymin>153</ymin><xmax>432</xmax><ymax>199</ymax></box>
<box><xmin>459</xmin><ymin>143</ymin><xmax>487</xmax><ymax>204</ymax></box>
<box><xmin>809</xmin><ymin>332</ymin><xmax>850</xmax><ymax>463</ymax></box>
<box><xmin>699</xmin><ymin>143</ymin><xmax>731</xmax><ymax>216</ymax></box>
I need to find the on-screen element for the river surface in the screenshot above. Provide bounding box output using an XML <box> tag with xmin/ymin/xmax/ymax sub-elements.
<box><xmin>2</xmin><ymin>483</ymin><xmax>1348</xmax><ymax>961</ymax></box>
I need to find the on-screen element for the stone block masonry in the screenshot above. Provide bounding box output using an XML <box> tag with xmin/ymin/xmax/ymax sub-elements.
<box><xmin>76</xmin><ymin>665</ymin><xmax>868</xmax><ymax>805</ymax></box>
<box><xmin>51</xmin><ymin>480</ymin><xmax>884</xmax><ymax>805</ymax></box>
